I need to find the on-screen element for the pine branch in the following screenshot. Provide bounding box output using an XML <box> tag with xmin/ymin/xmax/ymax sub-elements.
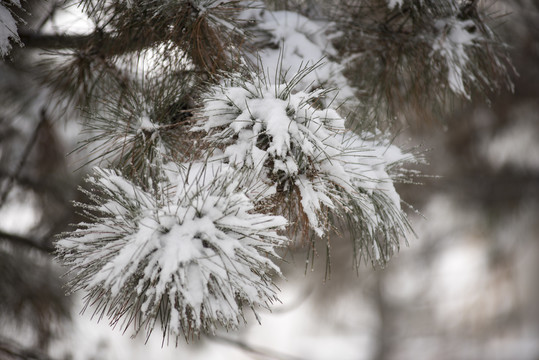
<box><xmin>18</xmin><ymin>0</ymin><xmax>250</xmax><ymax>72</ymax></box>
<box><xmin>56</xmin><ymin>167</ymin><xmax>288</xmax><ymax>341</ymax></box>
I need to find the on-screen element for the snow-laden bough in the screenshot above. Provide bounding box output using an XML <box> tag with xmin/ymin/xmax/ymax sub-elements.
<box><xmin>197</xmin><ymin>69</ymin><xmax>417</xmax><ymax>264</ymax></box>
<box><xmin>56</xmin><ymin>167</ymin><xmax>288</xmax><ymax>341</ymax></box>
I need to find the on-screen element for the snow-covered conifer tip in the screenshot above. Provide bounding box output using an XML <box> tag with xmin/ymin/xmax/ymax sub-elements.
<box><xmin>196</xmin><ymin>68</ymin><xmax>417</xmax><ymax>265</ymax></box>
<box><xmin>56</xmin><ymin>167</ymin><xmax>288</xmax><ymax>341</ymax></box>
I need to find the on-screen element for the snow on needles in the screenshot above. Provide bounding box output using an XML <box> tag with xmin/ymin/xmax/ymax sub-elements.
<box><xmin>56</xmin><ymin>167</ymin><xmax>288</xmax><ymax>340</ymax></box>
<box><xmin>240</xmin><ymin>8</ymin><xmax>356</xmax><ymax>106</ymax></box>
<box><xmin>0</xmin><ymin>0</ymin><xmax>21</xmax><ymax>57</ymax></box>
<box><xmin>198</xmin><ymin>69</ymin><xmax>414</xmax><ymax>260</ymax></box>
<box><xmin>387</xmin><ymin>0</ymin><xmax>404</xmax><ymax>10</ymax></box>
<box><xmin>432</xmin><ymin>18</ymin><xmax>480</xmax><ymax>99</ymax></box>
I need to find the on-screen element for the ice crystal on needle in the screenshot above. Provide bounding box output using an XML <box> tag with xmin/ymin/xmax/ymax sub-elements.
<box><xmin>56</xmin><ymin>167</ymin><xmax>287</xmax><ymax>340</ymax></box>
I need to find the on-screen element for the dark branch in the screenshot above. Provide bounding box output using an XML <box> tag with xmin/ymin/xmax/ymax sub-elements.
<box><xmin>210</xmin><ymin>335</ymin><xmax>306</xmax><ymax>360</ymax></box>
<box><xmin>18</xmin><ymin>29</ymin><xmax>159</xmax><ymax>56</ymax></box>
<box><xmin>0</xmin><ymin>336</ymin><xmax>56</xmax><ymax>360</ymax></box>
<box><xmin>0</xmin><ymin>109</ymin><xmax>47</xmax><ymax>208</ymax></box>
<box><xmin>0</xmin><ymin>169</ymin><xmax>70</xmax><ymax>204</ymax></box>
<box><xmin>0</xmin><ymin>229</ymin><xmax>54</xmax><ymax>254</ymax></box>
<box><xmin>18</xmin><ymin>30</ymin><xmax>97</xmax><ymax>50</ymax></box>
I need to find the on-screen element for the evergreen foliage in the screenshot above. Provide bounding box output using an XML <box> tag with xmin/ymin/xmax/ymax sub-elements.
<box><xmin>57</xmin><ymin>167</ymin><xmax>287</xmax><ymax>341</ymax></box>
<box><xmin>0</xmin><ymin>0</ymin><xmax>514</xmax><ymax>347</ymax></box>
<box><xmin>331</xmin><ymin>0</ymin><xmax>513</xmax><ymax>124</ymax></box>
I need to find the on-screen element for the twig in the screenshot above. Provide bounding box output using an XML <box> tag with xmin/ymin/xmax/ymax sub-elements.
<box><xmin>0</xmin><ymin>229</ymin><xmax>54</xmax><ymax>254</ymax></box>
<box><xmin>0</xmin><ymin>336</ymin><xmax>56</xmax><ymax>360</ymax></box>
<box><xmin>18</xmin><ymin>29</ymin><xmax>161</xmax><ymax>56</ymax></box>
<box><xmin>35</xmin><ymin>0</ymin><xmax>64</xmax><ymax>31</ymax></box>
<box><xmin>0</xmin><ymin>169</ymin><xmax>69</xmax><ymax>204</ymax></box>
<box><xmin>0</xmin><ymin>109</ymin><xmax>47</xmax><ymax>208</ymax></box>
<box><xmin>210</xmin><ymin>334</ymin><xmax>307</xmax><ymax>360</ymax></box>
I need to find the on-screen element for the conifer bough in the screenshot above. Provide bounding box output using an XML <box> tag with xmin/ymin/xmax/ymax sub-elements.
<box><xmin>13</xmin><ymin>0</ymin><xmax>510</xmax><ymax>343</ymax></box>
<box><xmin>57</xmin><ymin>167</ymin><xmax>288</xmax><ymax>340</ymax></box>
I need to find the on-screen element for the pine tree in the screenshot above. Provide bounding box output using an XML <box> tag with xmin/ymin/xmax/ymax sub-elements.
<box><xmin>0</xmin><ymin>0</ymin><xmax>513</xmax><ymax>355</ymax></box>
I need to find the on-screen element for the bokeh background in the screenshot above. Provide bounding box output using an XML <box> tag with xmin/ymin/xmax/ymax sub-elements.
<box><xmin>1</xmin><ymin>1</ymin><xmax>538</xmax><ymax>359</ymax></box>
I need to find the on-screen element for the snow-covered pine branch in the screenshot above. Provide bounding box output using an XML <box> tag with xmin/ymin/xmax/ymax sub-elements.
<box><xmin>332</xmin><ymin>0</ymin><xmax>513</xmax><ymax>123</ymax></box>
<box><xmin>49</xmin><ymin>0</ymin><xmax>428</xmax><ymax>344</ymax></box>
<box><xmin>240</xmin><ymin>6</ymin><xmax>356</xmax><ymax>107</ymax></box>
<box><xmin>72</xmin><ymin>74</ymin><xmax>197</xmax><ymax>185</ymax></box>
<box><xmin>77</xmin><ymin>0</ymin><xmax>249</xmax><ymax>73</ymax></box>
<box><xmin>56</xmin><ymin>166</ymin><xmax>288</xmax><ymax>341</ymax></box>
<box><xmin>196</xmin><ymin>65</ymin><xmax>416</xmax><ymax>264</ymax></box>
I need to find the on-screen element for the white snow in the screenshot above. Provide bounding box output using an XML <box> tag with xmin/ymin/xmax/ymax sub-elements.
<box><xmin>387</xmin><ymin>0</ymin><xmax>404</xmax><ymax>10</ymax></box>
<box><xmin>240</xmin><ymin>9</ymin><xmax>356</xmax><ymax>106</ymax></box>
<box><xmin>137</xmin><ymin>113</ymin><xmax>160</xmax><ymax>142</ymax></box>
<box><xmin>0</xmin><ymin>1</ymin><xmax>20</xmax><ymax>57</ymax></box>
<box><xmin>57</xmin><ymin>166</ymin><xmax>288</xmax><ymax>339</ymax></box>
<box><xmin>53</xmin><ymin>2</ymin><xmax>416</xmax><ymax>352</ymax></box>
<box><xmin>199</xmin><ymin>69</ymin><xmax>414</xmax><ymax>244</ymax></box>
<box><xmin>432</xmin><ymin>18</ymin><xmax>480</xmax><ymax>98</ymax></box>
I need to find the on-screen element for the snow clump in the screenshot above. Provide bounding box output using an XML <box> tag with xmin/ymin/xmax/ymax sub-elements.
<box><xmin>198</xmin><ymin>70</ymin><xmax>414</xmax><ymax>261</ymax></box>
<box><xmin>56</xmin><ymin>167</ymin><xmax>288</xmax><ymax>340</ymax></box>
